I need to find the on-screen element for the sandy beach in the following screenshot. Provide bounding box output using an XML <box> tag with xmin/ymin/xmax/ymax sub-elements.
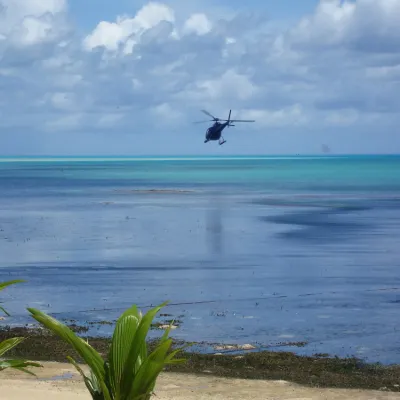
<box><xmin>1</xmin><ymin>362</ymin><xmax>400</xmax><ymax>400</ymax></box>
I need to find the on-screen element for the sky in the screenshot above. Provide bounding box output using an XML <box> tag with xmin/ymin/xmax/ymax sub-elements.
<box><xmin>1</xmin><ymin>0</ymin><xmax>400</xmax><ymax>156</ymax></box>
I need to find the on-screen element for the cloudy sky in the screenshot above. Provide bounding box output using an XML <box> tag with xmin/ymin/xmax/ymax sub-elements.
<box><xmin>1</xmin><ymin>0</ymin><xmax>400</xmax><ymax>156</ymax></box>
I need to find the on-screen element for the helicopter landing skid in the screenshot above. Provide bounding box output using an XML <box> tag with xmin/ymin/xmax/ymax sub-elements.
<box><xmin>219</xmin><ymin>138</ymin><xmax>226</xmax><ymax>145</ymax></box>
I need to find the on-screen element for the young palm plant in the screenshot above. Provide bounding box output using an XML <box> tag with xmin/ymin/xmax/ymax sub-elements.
<box><xmin>0</xmin><ymin>280</ymin><xmax>42</xmax><ymax>374</ymax></box>
<box><xmin>27</xmin><ymin>301</ymin><xmax>187</xmax><ymax>400</ymax></box>
<box><xmin>0</xmin><ymin>280</ymin><xmax>24</xmax><ymax>316</ymax></box>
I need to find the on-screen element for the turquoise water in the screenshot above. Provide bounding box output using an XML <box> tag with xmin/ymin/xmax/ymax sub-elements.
<box><xmin>1</xmin><ymin>155</ymin><xmax>399</xmax><ymax>190</ymax></box>
<box><xmin>1</xmin><ymin>155</ymin><xmax>400</xmax><ymax>363</ymax></box>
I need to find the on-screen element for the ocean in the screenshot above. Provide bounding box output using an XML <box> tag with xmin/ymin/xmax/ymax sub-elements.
<box><xmin>1</xmin><ymin>155</ymin><xmax>400</xmax><ymax>364</ymax></box>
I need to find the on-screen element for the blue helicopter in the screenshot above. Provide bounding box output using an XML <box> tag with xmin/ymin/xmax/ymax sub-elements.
<box><xmin>195</xmin><ymin>109</ymin><xmax>255</xmax><ymax>145</ymax></box>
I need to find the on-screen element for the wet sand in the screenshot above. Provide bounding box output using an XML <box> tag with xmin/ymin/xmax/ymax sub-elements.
<box><xmin>1</xmin><ymin>362</ymin><xmax>400</xmax><ymax>400</ymax></box>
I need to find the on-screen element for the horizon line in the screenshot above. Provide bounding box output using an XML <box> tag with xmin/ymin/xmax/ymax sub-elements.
<box><xmin>1</xmin><ymin>153</ymin><xmax>400</xmax><ymax>158</ymax></box>
<box><xmin>0</xmin><ymin>154</ymin><xmax>399</xmax><ymax>162</ymax></box>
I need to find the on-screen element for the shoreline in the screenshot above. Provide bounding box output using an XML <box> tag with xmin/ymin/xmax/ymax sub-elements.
<box><xmin>2</xmin><ymin>362</ymin><xmax>400</xmax><ymax>400</ymax></box>
<box><xmin>1</xmin><ymin>325</ymin><xmax>400</xmax><ymax>392</ymax></box>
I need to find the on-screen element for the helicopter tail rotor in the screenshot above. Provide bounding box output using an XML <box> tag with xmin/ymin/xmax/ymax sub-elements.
<box><xmin>227</xmin><ymin>109</ymin><xmax>233</xmax><ymax>127</ymax></box>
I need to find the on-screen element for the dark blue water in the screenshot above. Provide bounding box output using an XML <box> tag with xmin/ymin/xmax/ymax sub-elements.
<box><xmin>1</xmin><ymin>156</ymin><xmax>400</xmax><ymax>364</ymax></box>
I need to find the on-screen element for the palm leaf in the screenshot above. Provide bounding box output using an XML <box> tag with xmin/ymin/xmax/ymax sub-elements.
<box><xmin>109</xmin><ymin>308</ymin><xmax>140</xmax><ymax>397</ymax></box>
<box><xmin>0</xmin><ymin>337</ymin><xmax>42</xmax><ymax>373</ymax></box>
<box><xmin>0</xmin><ymin>280</ymin><xmax>25</xmax><ymax>316</ymax></box>
<box><xmin>27</xmin><ymin>307</ymin><xmax>112</xmax><ymax>400</ymax></box>
<box><xmin>0</xmin><ymin>305</ymin><xmax>10</xmax><ymax>316</ymax></box>
<box><xmin>0</xmin><ymin>359</ymin><xmax>42</xmax><ymax>373</ymax></box>
<box><xmin>0</xmin><ymin>281</ymin><xmax>41</xmax><ymax>376</ymax></box>
<box><xmin>10</xmin><ymin>367</ymin><xmax>37</xmax><ymax>376</ymax></box>
<box><xmin>68</xmin><ymin>356</ymin><xmax>103</xmax><ymax>399</ymax></box>
<box><xmin>119</xmin><ymin>302</ymin><xmax>167</xmax><ymax>398</ymax></box>
<box><xmin>128</xmin><ymin>338</ymin><xmax>172</xmax><ymax>399</ymax></box>
<box><xmin>123</xmin><ymin>302</ymin><xmax>168</xmax><ymax>373</ymax></box>
<box><xmin>0</xmin><ymin>337</ymin><xmax>25</xmax><ymax>357</ymax></box>
<box><xmin>0</xmin><ymin>280</ymin><xmax>25</xmax><ymax>291</ymax></box>
<box><xmin>28</xmin><ymin>301</ymin><xmax>188</xmax><ymax>400</ymax></box>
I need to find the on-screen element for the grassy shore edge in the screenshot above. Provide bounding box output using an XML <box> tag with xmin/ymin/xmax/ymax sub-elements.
<box><xmin>1</xmin><ymin>325</ymin><xmax>399</xmax><ymax>393</ymax></box>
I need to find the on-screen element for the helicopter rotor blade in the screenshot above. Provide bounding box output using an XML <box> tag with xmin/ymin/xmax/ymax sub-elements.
<box><xmin>201</xmin><ymin>109</ymin><xmax>218</xmax><ymax>120</ymax></box>
<box><xmin>218</xmin><ymin>119</ymin><xmax>254</xmax><ymax>122</ymax></box>
<box><xmin>229</xmin><ymin>119</ymin><xmax>255</xmax><ymax>122</ymax></box>
<box><xmin>193</xmin><ymin>120</ymin><xmax>212</xmax><ymax>124</ymax></box>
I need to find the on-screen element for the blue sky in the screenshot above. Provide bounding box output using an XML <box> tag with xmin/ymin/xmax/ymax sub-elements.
<box><xmin>1</xmin><ymin>0</ymin><xmax>400</xmax><ymax>155</ymax></box>
<box><xmin>68</xmin><ymin>0</ymin><xmax>320</xmax><ymax>29</ymax></box>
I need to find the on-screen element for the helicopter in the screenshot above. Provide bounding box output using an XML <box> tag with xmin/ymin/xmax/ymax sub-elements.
<box><xmin>194</xmin><ymin>109</ymin><xmax>255</xmax><ymax>145</ymax></box>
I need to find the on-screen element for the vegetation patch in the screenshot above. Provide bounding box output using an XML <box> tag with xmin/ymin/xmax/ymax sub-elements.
<box><xmin>1</xmin><ymin>325</ymin><xmax>400</xmax><ymax>392</ymax></box>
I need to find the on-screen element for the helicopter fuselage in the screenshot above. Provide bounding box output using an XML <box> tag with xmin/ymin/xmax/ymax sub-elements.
<box><xmin>204</xmin><ymin>122</ymin><xmax>229</xmax><ymax>143</ymax></box>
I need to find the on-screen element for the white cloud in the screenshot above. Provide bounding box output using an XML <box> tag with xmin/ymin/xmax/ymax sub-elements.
<box><xmin>44</xmin><ymin>113</ymin><xmax>83</xmax><ymax>131</ymax></box>
<box><xmin>97</xmin><ymin>113</ymin><xmax>124</xmax><ymax>128</ymax></box>
<box><xmin>192</xmin><ymin>69</ymin><xmax>257</xmax><ymax>101</ymax></box>
<box><xmin>49</xmin><ymin>91</ymin><xmax>77</xmax><ymax>110</ymax></box>
<box><xmin>7</xmin><ymin>0</ymin><xmax>66</xmax><ymax>15</ymax></box>
<box><xmin>151</xmin><ymin>102</ymin><xmax>183</xmax><ymax>125</ymax></box>
<box><xmin>288</xmin><ymin>0</ymin><xmax>400</xmax><ymax>52</ymax></box>
<box><xmin>10</xmin><ymin>15</ymin><xmax>56</xmax><ymax>46</ymax></box>
<box><xmin>289</xmin><ymin>0</ymin><xmax>356</xmax><ymax>47</ymax></box>
<box><xmin>239</xmin><ymin>105</ymin><xmax>308</xmax><ymax>128</ymax></box>
<box><xmin>82</xmin><ymin>2</ymin><xmax>175</xmax><ymax>53</ymax></box>
<box><xmin>365</xmin><ymin>64</ymin><xmax>400</xmax><ymax>79</ymax></box>
<box><xmin>182</xmin><ymin>13</ymin><xmax>212</xmax><ymax>35</ymax></box>
<box><xmin>324</xmin><ymin>109</ymin><xmax>359</xmax><ymax>126</ymax></box>
<box><xmin>1</xmin><ymin>0</ymin><xmax>400</xmax><ymax>154</ymax></box>
<box><xmin>0</xmin><ymin>0</ymin><xmax>66</xmax><ymax>38</ymax></box>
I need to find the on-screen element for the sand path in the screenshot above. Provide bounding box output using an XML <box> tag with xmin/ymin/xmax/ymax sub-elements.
<box><xmin>1</xmin><ymin>362</ymin><xmax>399</xmax><ymax>399</ymax></box>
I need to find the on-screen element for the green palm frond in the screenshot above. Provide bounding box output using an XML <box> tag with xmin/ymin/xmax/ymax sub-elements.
<box><xmin>0</xmin><ymin>280</ymin><xmax>42</xmax><ymax>375</ymax></box>
<box><xmin>0</xmin><ymin>280</ymin><xmax>25</xmax><ymax>291</ymax></box>
<box><xmin>0</xmin><ymin>280</ymin><xmax>25</xmax><ymax>316</ymax></box>
<box><xmin>0</xmin><ymin>335</ymin><xmax>42</xmax><ymax>374</ymax></box>
<box><xmin>28</xmin><ymin>302</ymin><xmax>187</xmax><ymax>400</ymax></box>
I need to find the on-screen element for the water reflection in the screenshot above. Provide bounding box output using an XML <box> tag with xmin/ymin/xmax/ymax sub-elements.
<box><xmin>261</xmin><ymin>207</ymin><xmax>370</xmax><ymax>244</ymax></box>
<box><xmin>205</xmin><ymin>193</ymin><xmax>224</xmax><ymax>255</ymax></box>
